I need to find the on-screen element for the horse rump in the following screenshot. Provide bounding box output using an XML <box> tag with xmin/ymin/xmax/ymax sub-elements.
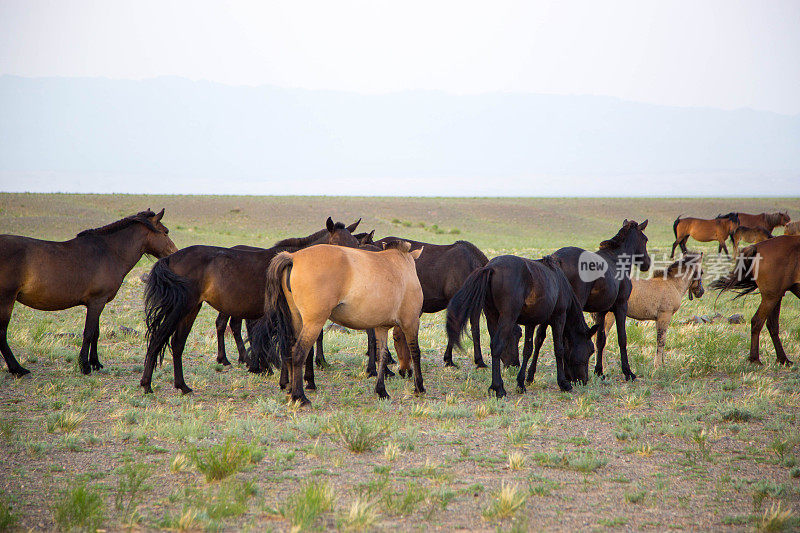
<box><xmin>709</xmin><ymin>245</ymin><xmax>759</xmax><ymax>298</ymax></box>
<box><xmin>250</xmin><ymin>252</ymin><xmax>296</xmax><ymax>370</ymax></box>
<box><xmin>445</xmin><ymin>267</ymin><xmax>492</xmax><ymax>350</ymax></box>
<box><xmin>143</xmin><ymin>258</ymin><xmax>194</xmax><ymax>364</ymax></box>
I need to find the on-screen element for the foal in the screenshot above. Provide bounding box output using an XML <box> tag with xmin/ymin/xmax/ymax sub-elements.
<box><xmin>730</xmin><ymin>226</ymin><xmax>772</xmax><ymax>259</ymax></box>
<box><xmin>0</xmin><ymin>209</ymin><xmax>176</xmax><ymax>376</ymax></box>
<box><xmin>599</xmin><ymin>252</ymin><xmax>704</xmax><ymax>367</ymax></box>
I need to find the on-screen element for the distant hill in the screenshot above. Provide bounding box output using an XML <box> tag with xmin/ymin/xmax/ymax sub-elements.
<box><xmin>1</xmin><ymin>75</ymin><xmax>798</xmax><ymax>195</ymax></box>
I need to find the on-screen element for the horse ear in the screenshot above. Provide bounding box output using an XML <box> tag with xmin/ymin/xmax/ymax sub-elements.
<box><xmin>155</xmin><ymin>208</ymin><xmax>165</xmax><ymax>222</ymax></box>
<box><xmin>326</xmin><ymin>217</ymin><xmax>335</xmax><ymax>233</ymax></box>
<box><xmin>365</xmin><ymin>230</ymin><xmax>375</xmax><ymax>243</ymax></box>
<box><xmin>638</xmin><ymin>219</ymin><xmax>648</xmax><ymax>231</ymax></box>
<box><xmin>347</xmin><ymin>218</ymin><xmax>362</xmax><ymax>232</ymax></box>
<box><xmin>623</xmin><ymin>219</ymin><xmax>629</xmax><ymax>226</ymax></box>
<box><xmin>411</xmin><ymin>246</ymin><xmax>423</xmax><ymax>259</ymax></box>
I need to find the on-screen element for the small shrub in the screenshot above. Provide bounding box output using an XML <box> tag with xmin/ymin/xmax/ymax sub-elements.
<box><xmin>47</xmin><ymin>411</ymin><xmax>86</xmax><ymax>434</ymax></box>
<box><xmin>482</xmin><ymin>482</ymin><xmax>526</xmax><ymax>521</ymax></box>
<box><xmin>279</xmin><ymin>480</ymin><xmax>335</xmax><ymax>530</ymax></box>
<box><xmin>0</xmin><ymin>492</ymin><xmax>18</xmax><ymax>531</ymax></box>
<box><xmin>757</xmin><ymin>501</ymin><xmax>794</xmax><ymax>532</ymax></box>
<box><xmin>507</xmin><ymin>451</ymin><xmax>525</xmax><ymax>470</ymax></box>
<box><xmin>114</xmin><ymin>460</ymin><xmax>152</xmax><ymax>519</ymax></box>
<box><xmin>53</xmin><ymin>484</ymin><xmax>105</xmax><ymax>532</ymax></box>
<box><xmin>339</xmin><ymin>498</ymin><xmax>378</xmax><ymax>531</ymax></box>
<box><xmin>331</xmin><ymin>415</ymin><xmax>387</xmax><ymax>453</ymax></box>
<box><xmin>190</xmin><ymin>437</ymin><xmax>255</xmax><ymax>482</ymax></box>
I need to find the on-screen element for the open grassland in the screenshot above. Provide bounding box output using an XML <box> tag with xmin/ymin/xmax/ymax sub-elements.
<box><xmin>1</xmin><ymin>193</ymin><xmax>799</xmax><ymax>532</ymax></box>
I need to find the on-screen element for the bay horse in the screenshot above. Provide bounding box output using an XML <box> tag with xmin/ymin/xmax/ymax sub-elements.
<box><xmin>213</xmin><ymin>218</ymin><xmax>362</xmax><ymax>367</ymax></box>
<box><xmin>671</xmin><ymin>213</ymin><xmax>739</xmax><ymax>258</ymax></box>
<box><xmin>252</xmin><ymin>241</ymin><xmax>424</xmax><ymax>405</ymax></box>
<box><xmin>736</xmin><ymin>212</ymin><xmax>790</xmax><ymax>233</ymax></box>
<box><xmin>731</xmin><ymin>226</ymin><xmax>772</xmax><ymax>259</ymax></box>
<box><xmin>711</xmin><ymin>235</ymin><xmax>800</xmax><ymax>366</ymax></box>
<box><xmin>598</xmin><ymin>252</ymin><xmax>704</xmax><ymax>367</ymax></box>
<box><xmin>139</xmin><ymin>218</ymin><xmax>360</xmax><ymax>394</ymax></box>
<box><xmin>526</xmin><ymin>220</ymin><xmax>651</xmax><ymax>382</ymax></box>
<box><xmin>446</xmin><ymin>255</ymin><xmax>598</xmax><ymax>397</ymax></box>
<box><xmin>0</xmin><ymin>209</ymin><xmax>177</xmax><ymax>376</ymax></box>
<box><xmin>373</xmin><ymin>237</ymin><xmax>489</xmax><ymax>372</ymax></box>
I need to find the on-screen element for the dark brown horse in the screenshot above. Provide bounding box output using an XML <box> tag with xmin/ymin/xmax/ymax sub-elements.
<box><xmin>711</xmin><ymin>235</ymin><xmax>800</xmax><ymax>366</ymax></box>
<box><xmin>526</xmin><ymin>220</ymin><xmax>651</xmax><ymax>382</ymax></box>
<box><xmin>213</xmin><ymin>219</ymin><xmax>362</xmax><ymax>367</ymax></box>
<box><xmin>446</xmin><ymin>255</ymin><xmax>598</xmax><ymax>397</ymax></box>
<box><xmin>373</xmin><ymin>237</ymin><xmax>489</xmax><ymax>372</ymax></box>
<box><xmin>672</xmin><ymin>213</ymin><xmax>739</xmax><ymax>257</ymax></box>
<box><xmin>140</xmin><ymin>218</ymin><xmax>360</xmax><ymax>394</ymax></box>
<box><xmin>0</xmin><ymin>209</ymin><xmax>177</xmax><ymax>376</ymax></box>
<box><xmin>731</xmin><ymin>226</ymin><xmax>772</xmax><ymax>259</ymax></box>
<box><xmin>736</xmin><ymin>212</ymin><xmax>790</xmax><ymax>233</ymax></box>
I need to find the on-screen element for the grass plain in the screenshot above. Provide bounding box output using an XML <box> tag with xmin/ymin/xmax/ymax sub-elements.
<box><xmin>0</xmin><ymin>193</ymin><xmax>799</xmax><ymax>531</ymax></box>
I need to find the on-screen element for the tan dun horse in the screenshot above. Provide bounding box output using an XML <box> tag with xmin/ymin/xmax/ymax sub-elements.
<box><xmin>731</xmin><ymin>226</ymin><xmax>772</xmax><ymax>259</ymax></box>
<box><xmin>784</xmin><ymin>221</ymin><xmax>800</xmax><ymax>236</ymax></box>
<box><xmin>736</xmin><ymin>212</ymin><xmax>790</xmax><ymax>233</ymax></box>
<box><xmin>671</xmin><ymin>213</ymin><xmax>739</xmax><ymax>258</ymax></box>
<box><xmin>711</xmin><ymin>235</ymin><xmax>800</xmax><ymax>366</ymax></box>
<box><xmin>0</xmin><ymin>209</ymin><xmax>177</xmax><ymax>376</ymax></box>
<box><xmin>599</xmin><ymin>252</ymin><xmax>704</xmax><ymax>367</ymax></box>
<box><xmin>252</xmin><ymin>242</ymin><xmax>424</xmax><ymax>405</ymax></box>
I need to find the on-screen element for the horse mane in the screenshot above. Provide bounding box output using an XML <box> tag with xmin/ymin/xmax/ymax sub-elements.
<box><xmin>77</xmin><ymin>210</ymin><xmax>156</xmax><ymax>237</ymax></box>
<box><xmin>651</xmin><ymin>252</ymin><xmax>701</xmax><ymax>279</ymax></box>
<box><xmin>716</xmin><ymin>212</ymin><xmax>740</xmax><ymax>224</ymax></box>
<box><xmin>384</xmin><ymin>240</ymin><xmax>412</xmax><ymax>252</ymax></box>
<box><xmin>599</xmin><ymin>221</ymin><xmax>639</xmax><ymax>250</ymax></box>
<box><xmin>273</xmin><ymin>226</ymin><xmax>333</xmax><ymax>248</ymax></box>
<box><xmin>765</xmin><ymin>212</ymin><xmax>783</xmax><ymax>227</ymax></box>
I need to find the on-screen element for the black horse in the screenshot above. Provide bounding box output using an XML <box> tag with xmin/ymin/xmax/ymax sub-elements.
<box><xmin>140</xmin><ymin>218</ymin><xmax>360</xmax><ymax>395</ymax></box>
<box><xmin>372</xmin><ymin>236</ymin><xmax>490</xmax><ymax>371</ymax></box>
<box><xmin>525</xmin><ymin>220</ymin><xmax>650</xmax><ymax>383</ymax></box>
<box><xmin>446</xmin><ymin>255</ymin><xmax>598</xmax><ymax>397</ymax></box>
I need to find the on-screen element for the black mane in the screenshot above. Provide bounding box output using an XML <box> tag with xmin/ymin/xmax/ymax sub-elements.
<box><xmin>77</xmin><ymin>210</ymin><xmax>156</xmax><ymax>237</ymax></box>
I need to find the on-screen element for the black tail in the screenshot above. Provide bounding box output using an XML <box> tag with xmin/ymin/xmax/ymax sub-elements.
<box><xmin>144</xmin><ymin>259</ymin><xmax>194</xmax><ymax>365</ymax></box>
<box><xmin>446</xmin><ymin>267</ymin><xmax>492</xmax><ymax>351</ymax></box>
<box><xmin>709</xmin><ymin>245</ymin><xmax>759</xmax><ymax>299</ymax></box>
<box><xmin>673</xmin><ymin>215</ymin><xmax>683</xmax><ymax>239</ymax></box>
<box><xmin>250</xmin><ymin>253</ymin><xmax>295</xmax><ymax>371</ymax></box>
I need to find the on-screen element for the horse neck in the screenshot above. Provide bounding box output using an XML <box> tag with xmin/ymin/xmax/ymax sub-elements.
<box><xmin>87</xmin><ymin>224</ymin><xmax>150</xmax><ymax>275</ymax></box>
<box><xmin>669</xmin><ymin>269</ymin><xmax>695</xmax><ymax>296</ymax></box>
<box><xmin>597</xmin><ymin>242</ymin><xmax>636</xmax><ymax>278</ymax></box>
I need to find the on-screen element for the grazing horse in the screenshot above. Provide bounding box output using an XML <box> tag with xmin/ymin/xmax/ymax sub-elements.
<box><xmin>671</xmin><ymin>213</ymin><xmax>739</xmax><ymax>258</ymax></box>
<box><xmin>139</xmin><ymin>218</ymin><xmax>360</xmax><ymax>394</ymax></box>
<box><xmin>373</xmin><ymin>237</ymin><xmax>489</xmax><ymax>371</ymax></box>
<box><xmin>731</xmin><ymin>226</ymin><xmax>772</xmax><ymax>259</ymax></box>
<box><xmin>785</xmin><ymin>221</ymin><xmax>800</xmax><ymax>236</ymax></box>
<box><xmin>736</xmin><ymin>212</ymin><xmax>790</xmax><ymax>233</ymax></box>
<box><xmin>527</xmin><ymin>220</ymin><xmax>651</xmax><ymax>382</ymax></box>
<box><xmin>0</xmin><ymin>209</ymin><xmax>177</xmax><ymax>376</ymax></box>
<box><xmin>446</xmin><ymin>255</ymin><xmax>598</xmax><ymax>397</ymax></box>
<box><xmin>213</xmin><ymin>219</ymin><xmax>362</xmax><ymax>366</ymax></box>
<box><xmin>252</xmin><ymin>242</ymin><xmax>424</xmax><ymax>405</ymax></box>
<box><xmin>711</xmin><ymin>236</ymin><xmax>800</xmax><ymax>366</ymax></box>
<box><xmin>598</xmin><ymin>252</ymin><xmax>704</xmax><ymax>367</ymax></box>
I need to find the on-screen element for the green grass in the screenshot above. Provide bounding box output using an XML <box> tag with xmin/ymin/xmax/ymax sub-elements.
<box><xmin>279</xmin><ymin>480</ymin><xmax>336</xmax><ymax>530</ymax></box>
<box><xmin>189</xmin><ymin>437</ymin><xmax>257</xmax><ymax>482</ymax></box>
<box><xmin>52</xmin><ymin>485</ymin><xmax>105</xmax><ymax>532</ymax></box>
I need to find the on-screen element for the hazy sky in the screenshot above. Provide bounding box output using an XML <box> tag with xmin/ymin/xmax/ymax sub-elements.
<box><xmin>1</xmin><ymin>0</ymin><xmax>799</xmax><ymax>115</ymax></box>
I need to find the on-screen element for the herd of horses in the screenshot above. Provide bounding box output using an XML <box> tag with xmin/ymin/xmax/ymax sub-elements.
<box><xmin>1</xmin><ymin>208</ymin><xmax>798</xmax><ymax>406</ymax></box>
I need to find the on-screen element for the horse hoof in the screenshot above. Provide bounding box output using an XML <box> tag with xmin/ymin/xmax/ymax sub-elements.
<box><xmin>179</xmin><ymin>386</ymin><xmax>193</xmax><ymax>395</ymax></box>
<box><xmin>385</xmin><ymin>368</ymin><xmax>396</xmax><ymax>378</ymax></box>
<box><xmin>624</xmin><ymin>372</ymin><xmax>637</xmax><ymax>382</ymax></box>
<box><xmin>748</xmin><ymin>357</ymin><xmax>763</xmax><ymax>366</ymax></box>
<box><xmin>142</xmin><ymin>385</ymin><xmax>153</xmax><ymax>394</ymax></box>
<box><xmin>489</xmin><ymin>386</ymin><xmax>506</xmax><ymax>398</ymax></box>
<box><xmin>91</xmin><ymin>361</ymin><xmax>104</xmax><ymax>371</ymax></box>
<box><xmin>558</xmin><ymin>380</ymin><xmax>573</xmax><ymax>392</ymax></box>
<box><xmin>475</xmin><ymin>361</ymin><xmax>488</xmax><ymax>369</ymax></box>
<box><xmin>414</xmin><ymin>386</ymin><xmax>426</xmax><ymax>396</ymax></box>
<box><xmin>366</xmin><ymin>369</ymin><xmax>377</xmax><ymax>378</ymax></box>
<box><xmin>80</xmin><ymin>365</ymin><xmax>91</xmax><ymax>375</ymax></box>
<box><xmin>293</xmin><ymin>395</ymin><xmax>311</xmax><ymax>407</ymax></box>
<box><xmin>305</xmin><ymin>382</ymin><xmax>317</xmax><ymax>391</ymax></box>
<box><xmin>443</xmin><ymin>360</ymin><xmax>458</xmax><ymax>368</ymax></box>
<box><xmin>778</xmin><ymin>358</ymin><xmax>793</xmax><ymax>367</ymax></box>
<box><xmin>376</xmin><ymin>389</ymin><xmax>390</xmax><ymax>400</ymax></box>
<box><xmin>11</xmin><ymin>367</ymin><xmax>30</xmax><ymax>377</ymax></box>
<box><xmin>516</xmin><ymin>384</ymin><xmax>526</xmax><ymax>394</ymax></box>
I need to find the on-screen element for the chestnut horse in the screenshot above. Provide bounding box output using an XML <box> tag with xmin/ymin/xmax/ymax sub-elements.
<box><xmin>252</xmin><ymin>242</ymin><xmax>424</xmax><ymax>405</ymax></box>
<box><xmin>140</xmin><ymin>218</ymin><xmax>360</xmax><ymax>394</ymax></box>
<box><xmin>0</xmin><ymin>209</ymin><xmax>177</xmax><ymax>376</ymax></box>
<box><xmin>731</xmin><ymin>226</ymin><xmax>772</xmax><ymax>259</ymax></box>
<box><xmin>527</xmin><ymin>220</ymin><xmax>651</xmax><ymax>382</ymax></box>
<box><xmin>736</xmin><ymin>212</ymin><xmax>790</xmax><ymax>233</ymax></box>
<box><xmin>446</xmin><ymin>255</ymin><xmax>598</xmax><ymax>397</ymax></box>
<box><xmin>711</xmin><ymin>235</ymin><xmax>800</xmax><ymax>366</ymax></box>
<box><xmin>671</xmin><ymin>213</ymin><xmax>739</xmax><ymax>258</ymax></box>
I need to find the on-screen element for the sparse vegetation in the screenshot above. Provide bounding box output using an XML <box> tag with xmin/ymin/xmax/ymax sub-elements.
<box><xmin>52</xmin><ymin>485</ymin><xmax>105</xmax><ymax>532</ymax></box>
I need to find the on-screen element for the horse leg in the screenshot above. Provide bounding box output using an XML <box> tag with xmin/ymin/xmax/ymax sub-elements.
<box><xmin>215</xmin><ymin>313</ymin><xmax>231</xmax><ymax>365</ymax></box>
<box><xmin>230</xmin><ymin>317</ymin><xmax>247</xmax><ymax>364</ymax></box>
<box><xmin>290</xmin><ymin>321</ymin><xmax>325</xmax><ymax>405</ymax></box>
<box><xmin>373</xmin><ymin>327</ymin><xmax>392</xmax><ymax>399</ymax></box>
<box><xmin>304</xmin><ymin>345</ymin><xmax>316</xmax><ymax>390</ymax></box>
<box><xmin>315</xmin><ymin>332</ymin><xmax>328</xmax><ymax>369</ymax></box>
<box><xmin>78</xmin><ymin>301</ymin><xmax>105</xmax><ymax>375</ymax></box>
<box><xmin>526</xmin><ymin>324</ymin><xmax>547</xmax><ymax>383</ymax></box>
<box><xmin>680</xmin><ymin>237</ymin><xmax>689</xmax><ymax>254</ymax></box>
<box><xmin>484</xmin><ymin>307</ymin><xmax>511</xmax><ymax>398</ymax></box>
<box><xmin>393</xmin><ymin>327</ymin><xmax>412</xmax><ymax>378</ymax></box>
<box><xmin>765</xmin><ymin>299</ymin><xmax>792</xmax><ymax>366</ymax></box>
<box><xmin>442</xmin><ymin>330</ymin><xmax>458</xmax><ymax>368</ymax></box>
<box><xmin>401</xmin><ymin>320</ymin><xmax>426</xmax><ymax>395</ymax></box>
<box><xmin>550</xmin><ymin>316</ymin><xmax>572</xmax><ymax>392</ymax></box>
<box><xmin>366</xmin><ymin>329</ymin><xmax>393</xmax><ymax>376</ymax></box>
<box><xmin>654</xmin><ymin>312</ymin><xmax>670</xmax><ymax>368</ymax></box>
<box><xmin>594</xmin><ymin>312</ymin><xmax>608</xmax><ymax>378</ymax></box>
<box><xmin>0</xmin><ymin>297</ymin><xmax>28</xmax><ymax>376</ymax></box>
<box><xmin>169</xmin><ymin>304</ymin><xmax>201</xmax><ymax>394</ymax></box>
<box><xmin>469</xmin><ymin>311</ymin><xmax>487</xmax><ymax>368</ymax></box>
<box><xmin>720</xmin><ymin>240</ymin><xmax>731</xmax><ymax>258</ymax></box>
<box><xmin>516</xmin><ymin>325</ymin><xmax>534</xmax><ymax>392</ymax></box>
<box><xmin>748</xmin><ymin>296</ymin><xmax>777</xmax><ymax>365</ymax></box>
<box><xmin>614</xmin><ymin>304</ymin><xmax>636</xmax><ymax>380</ymax></box>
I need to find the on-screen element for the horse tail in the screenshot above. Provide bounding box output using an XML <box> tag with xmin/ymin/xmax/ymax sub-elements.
<box><xmin>251</xmin><ymin>253</ymin><xmax>295</xmax><ymax>371</ymax></box>
<box><xmin>446</xmin><ymin>266</ymin><xmax>492</xmax><ymax>351</ymax></box>
<box><xmin>709</xmin><ymin>245</ymin><xmax>759</xmax><ymax>299</ymax></box>
<box><xmin>673</xmin><ymin>215</ymin><xmax>683</xmax><ymax>239</ymax></box>
<box><xmin>144</xmin><ymin>258</ymin><xmax>194</xmax><ymax>365</ymax></box>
